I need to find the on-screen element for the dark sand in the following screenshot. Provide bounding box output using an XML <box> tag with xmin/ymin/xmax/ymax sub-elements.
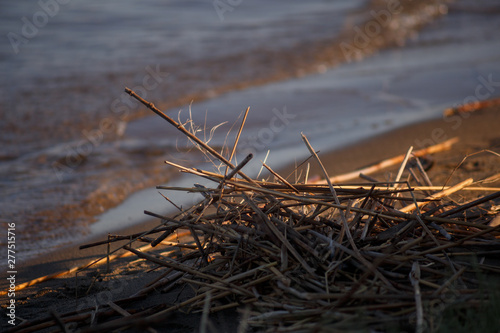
<box><xmin>2</xmin><ymin>106</ymin><xmax>499</xmax><ymax>332</ymax></box>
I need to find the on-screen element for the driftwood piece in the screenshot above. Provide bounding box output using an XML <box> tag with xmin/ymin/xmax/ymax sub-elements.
<box><xmin>443</xmin><ymin>97</ymin><xmax>500</xmax><ymax>117</ymax></box>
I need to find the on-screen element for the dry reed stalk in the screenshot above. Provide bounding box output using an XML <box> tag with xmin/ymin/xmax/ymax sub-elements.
<box><xmin>399</xmin><ymin>178</ymin><xmax>474</xmax><ymax>213</ymax></box>
<box><xmin>225</xmin><ymin>106</ymin><xmax>250</xmax><ymax>174</ymax></box>
<box><xmin>262</xmin><ymin>162</ymin><xmax>300</xmax><ymax>193</ymax></box>
<box><xmin>395</xmin><ymin>146</ymin><xmax>414</xmax><ymax>183</ymax></box>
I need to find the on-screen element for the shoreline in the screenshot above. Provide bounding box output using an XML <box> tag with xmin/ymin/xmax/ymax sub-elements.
<box><xmin>2</xmin><ymin>106</ymin><xmax>499</xmax><ymax>331</ymax></box>
<box><xmin>4</xmin><ymin>105</ymin><xmax>499</xmax><ymax>289</ymax></box>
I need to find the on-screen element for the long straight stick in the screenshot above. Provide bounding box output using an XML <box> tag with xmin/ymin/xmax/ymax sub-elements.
<box><xmin>226</xmin><ymin>106</ymin><xmax>250</xmax><ymax>175</ymax></box>
<box><xmin>125</xmin><ymin>88</ymin><xmax>255</xmax><ymax>184</ymax></box>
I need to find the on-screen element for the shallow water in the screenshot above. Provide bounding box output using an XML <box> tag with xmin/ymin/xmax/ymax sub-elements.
<box><xmin>1</xmin><ymin>0</ymin><xmax>500</xmax><ymax>262</ymax></box>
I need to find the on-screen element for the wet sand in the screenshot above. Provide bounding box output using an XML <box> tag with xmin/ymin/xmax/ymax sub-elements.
<box><xmin>2</xmin><ymin>106</ymin><xmax>499</xmax><ymax>331</ymax></box>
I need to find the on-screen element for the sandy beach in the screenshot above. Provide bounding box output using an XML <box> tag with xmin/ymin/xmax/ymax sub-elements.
<box><xmin>2</xmin><ymin>105</ymin><xmax>499</xmax><ymax>332</ymax></box>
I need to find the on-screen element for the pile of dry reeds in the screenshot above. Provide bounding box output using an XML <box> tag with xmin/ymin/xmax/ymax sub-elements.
<box><xmin>9</xmin><ymin>89</ymin><xmax>500</xmax><ymax>333</ymax></box>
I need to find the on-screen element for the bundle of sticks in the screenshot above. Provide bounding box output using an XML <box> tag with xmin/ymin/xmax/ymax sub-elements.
<box><xmin>9</xmin><ymin>89</ymin><xmax>500</xmax><ymax>333</ymax></box>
